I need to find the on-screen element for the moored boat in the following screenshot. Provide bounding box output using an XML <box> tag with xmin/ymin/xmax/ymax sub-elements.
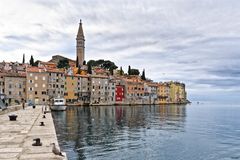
<box><xmin>50</xmin><ymin>98</ymin><xmax>67</xmax><ymax>111</ymax></box>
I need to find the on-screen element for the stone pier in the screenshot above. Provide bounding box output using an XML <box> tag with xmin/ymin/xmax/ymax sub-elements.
<box><xmin>0</xmin><ymin>105</ymin><xmax>67</xmax><ymax>160</ymax></box>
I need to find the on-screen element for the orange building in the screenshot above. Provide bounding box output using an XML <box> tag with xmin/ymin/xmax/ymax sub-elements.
<box><xmin>122</xmin><ymin>76</ymin><xmax>144</xmax><ymax>104</ymax></box>
<box><xmin>157</xmin><ymin>82</ymin><xmax>170</xmax><ymax>104</ymax></box>
<box><xmin>64</xmin><ymin>75</ymin><xmax>78</xmax><ymax>103</ymax></box>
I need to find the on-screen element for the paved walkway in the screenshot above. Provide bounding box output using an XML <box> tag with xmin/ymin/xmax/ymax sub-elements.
<box><xmin>0</xmin><ymin>106</ymin><xmax>67</xmax><ymax>160</ymax></box>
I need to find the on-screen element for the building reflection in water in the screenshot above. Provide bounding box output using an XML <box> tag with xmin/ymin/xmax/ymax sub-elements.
<box><xmin>52</xmin><ymin>105</ymin><xmax>186</xmax><ymax>159</ymax></box>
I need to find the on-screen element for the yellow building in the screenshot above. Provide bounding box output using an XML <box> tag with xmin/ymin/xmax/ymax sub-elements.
<box><xmin>169</xmin><ymin>81</ymin><xmax>186</xmax><ymax>103</ymax></box>
<box><xmin>157</xmin><ymin>82</ymin><xmax>170</xmax><ymax>104</ymax></box>
<box><xmin>64</xmin><ymin>75</ymin><xmax>78</xmax><ymax>103</ymax></box>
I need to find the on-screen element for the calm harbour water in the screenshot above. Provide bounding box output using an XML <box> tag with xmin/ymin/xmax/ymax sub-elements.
<box><xmin>52</xmin><ymin>103</ymin><xmax>240</xmax><ymax>160</ymax></box>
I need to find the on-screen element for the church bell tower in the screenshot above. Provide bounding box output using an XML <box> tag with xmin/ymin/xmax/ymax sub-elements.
<box><xmin>76</xmin><ymin>19</ymin><xmax>85</xmax><ymax>66</ymax></box>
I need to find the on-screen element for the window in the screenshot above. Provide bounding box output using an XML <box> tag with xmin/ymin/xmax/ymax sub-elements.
<box><xmin>42</xmin><ymin>91</ymin><xmax>46</xmax><ymax>95</ymax></box>
<box><xmin>9</xmin><ymin>91</ymin><xmax>11</xmax><ymax>95</ymax></box>
<box><xmin>29</xmin><ymin>87</ymin><xmax>33</xmax><ymax>91</ymax></box>
<box><xmin>35</xmin><ymin>76</ymin><xmax>38</xmax><ymax>80</ymax></box>
<box><xmin>29</xmin><ymin>80</ymin><xmax>33</xmax><ymax>83</ymax></box>
<box><xmin>42</xmin><ymin>76</ymin><xmax>45</xmax><ymax>80</ymax></box>
<box><xmin>35</xmin><ymin>91</ymin><xmax>37</xmax><ymax>95</ymax></box>
<box><xmin>42</xmin><ymin>84</ymin><xmax>45</xmax><ymax>88</ymax></box>
<box><xmin>30</xmin><ymin>73</ymin><xmax>33</xmax><ymax>77</ymax></box>
<box><xmin>35</xmin><ymin>84</ymin><xmax>38</xmax><ymax>87</ymax></box>
<box><xmin>9</xmin><ymin>84</ymin><xmax>12</xmax><ymax>88</ymax></box>
<box><xmin>19</xmin><ymin>91</ymin><xmax>21</xmax><ymax>95</ymax></box>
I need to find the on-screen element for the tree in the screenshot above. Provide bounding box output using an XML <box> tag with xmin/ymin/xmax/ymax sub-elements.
<box><xmin>120</xmin><ymin>66</ymin><xmax>124</xmax><ymax>75</ymax></box>
<box><xmin>76</xmin><ymin>56</ymin><xmax>79</xmax><ymax>67</ymax></box>
<box><xmin>110</xmin><ymin>66</ymin><xmax>114</xmax><ymax>75</ymax></box>
<box><xmin>33</xmin><ymin>60</ymin><xmax>39</xmax><ymax>67</ymax></box>
<box><xmin>87</xmin><ymin>59</ymin><xmax>118</xmax><ymax>71</ymax></box>
<box><xmin>87</xmin><ymin>63</ymin><xmax>92</xmax><ymax>74</ymax></box>
<box><xmin>128</xmin><ymin>65</ymin><xmax>131</xmax><ymax>75</ymax></box>
<box><xmin>141</xmin><ymin>69</ymin><xmax>146</xmax><ymax>80</ymax></box>
<box><xmin>22</xmin><ymin>53</ymin><xmax>25</xmax><ymax>64</ymax></box>
<box><xmin>29</xmin><ymin>55</ymin><xmax>34</xmax><ymax>66</ymax></box>
<box><xmin>131</xmin><ymin>69</ymin><xmax>140</xmax><ymax>75</ymax></box>
<box><xmin>57</xmin><ymin>58</ymin><xmax>70</xmax><ymax>69</ymax></box>
<box><xmin>87</xmin><ymin>60</ymin><xmax>95</xmax><ymax>66</ymax></box>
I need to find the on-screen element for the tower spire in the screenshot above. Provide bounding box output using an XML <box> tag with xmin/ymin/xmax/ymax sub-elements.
<box><xmin>77</xmin><ymin>19</ymin><xmax>84</xmax><ymax>38</ymax></box>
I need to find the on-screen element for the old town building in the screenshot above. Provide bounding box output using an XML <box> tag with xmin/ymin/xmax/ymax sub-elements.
<box><xmin>157</xmin><ymin>82</ymin><xmax>170</xmax><ymax>104</ymax></box>
<box><xmin>76</xmin><ymin>75</ymin><xmax>90</xmax><ymax>105</ymax></box>
<box><xmin>4</xmin><ymin>73</ymin><xmax>26</xmax><ymax>105</ymax></box>
<box><xmin>47</xmin><ymin>69</ymin><xmax>65</xmax><ymax>100</ymax></box>
<box><xmin>64</xmin><ymin>75</ymin><xmax>78</xmax><ymax>103</ymax></box>
<box><xmin>90</xmin><ymin>75</ymin><xmax>110</xmax><ymax>105</ymax></box>
<box><xmin>26</xmin><ymin>67</ymin><xmax>48</xmax><ymax>105</ymax></box>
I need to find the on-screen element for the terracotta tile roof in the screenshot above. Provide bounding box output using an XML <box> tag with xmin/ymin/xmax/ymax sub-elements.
<box><xmin>146</xmin><ymin>82</ymin><xmax>158</xmax><ymax>87</ymax></box>
<box><xmin>47</xmin><ymin>68</ymin><xmax>64</xmax><ymax>73</ymax></box>
<box><xmin>90</xmin><ymin>75</ymin><xmax>109</xmax><ymax>79</ymax></box>
<box><xmin>75</xmin><ymin>74</ymin><xmax>89</xmax><ymax>78</ymax></box>
<box><xmin>2</xmin><ymin>72</ymin><xmax>26</xmax><ymax>78</ymax></box>
<box><xmin>26</xmin><ymin>67</ymin><xmax>46</xmax><ymax>73</ymax></box>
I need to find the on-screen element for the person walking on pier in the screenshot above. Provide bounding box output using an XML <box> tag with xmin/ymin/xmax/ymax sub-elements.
<box><xmin>22</xmin><ymin>99</ymin><xmax>25</xmax><ymax>110</ymax></box>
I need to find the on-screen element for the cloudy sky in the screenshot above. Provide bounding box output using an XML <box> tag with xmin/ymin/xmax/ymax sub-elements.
<box><xmin>0</xmin><ymin>0</ymin><xmax>240</xmax><ymax>102</ymax></box>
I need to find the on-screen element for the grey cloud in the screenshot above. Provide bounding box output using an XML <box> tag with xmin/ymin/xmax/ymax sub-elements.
<box><xmin>1</xmin><ymin>0</ymin><xmax>240</xmax><ymax>101</ymax></box>
<box><xmin>5</xmin><ymin>35</ymin><xmax>36</xmax><ymax>42</ymax></box>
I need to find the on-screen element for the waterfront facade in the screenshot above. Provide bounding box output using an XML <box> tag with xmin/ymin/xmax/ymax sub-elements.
<box><xmin>0</xmin><ymin>65</ymin><xmax>188</xmax><ymax>105</ymax></box>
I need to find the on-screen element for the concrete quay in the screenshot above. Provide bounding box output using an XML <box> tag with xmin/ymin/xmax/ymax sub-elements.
<box><xmin>0</xmin><ymin>105</ymin><xmax>67</xmax><ymax>160</ymax></box>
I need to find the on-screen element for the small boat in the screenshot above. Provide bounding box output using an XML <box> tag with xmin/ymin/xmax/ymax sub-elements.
<box><xmin>50</xmin><ymin>98</ymin><xmax>67</xmax><ymax>111</ymax></box>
